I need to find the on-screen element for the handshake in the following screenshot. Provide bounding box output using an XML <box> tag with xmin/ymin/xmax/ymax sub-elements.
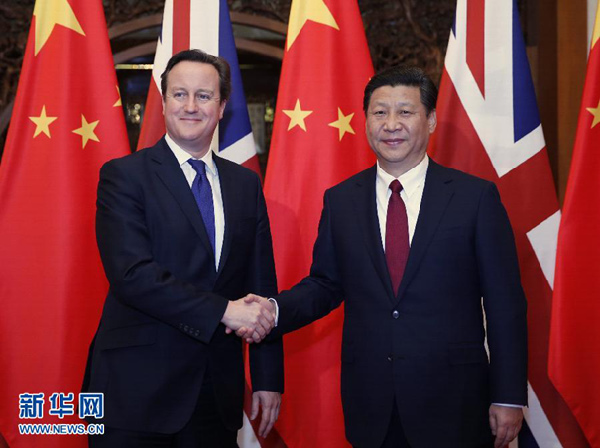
<box><xmin>221</xmin><ymin>294</ymin><xmax>275</xmax><ymax>343</ymax></box>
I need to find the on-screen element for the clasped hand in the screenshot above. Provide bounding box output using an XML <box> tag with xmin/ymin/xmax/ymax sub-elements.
<box><xmin>221</xmin><ymin>294</ymin><xmax>273</xmax><ymax>343</ymax></box>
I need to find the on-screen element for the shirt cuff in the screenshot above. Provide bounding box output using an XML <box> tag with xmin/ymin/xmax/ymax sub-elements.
<box><xmin>268</xmin><ymin>298</ymin><xmax>279</xmax><ymax>327</ymax></box>
<box><xmin>492</xmin><ymin>403</ymin><xmax>524</xmax><ymax>408</ymax></box>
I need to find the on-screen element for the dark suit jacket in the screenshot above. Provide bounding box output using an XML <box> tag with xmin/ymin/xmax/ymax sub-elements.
<box><xmin>83</xmin><ymin>137</ymin><xmax>283</xmax><ymax>434</ymax></box>
<box><xmin>274</xmin><ymin>159</ymin><xmax>527</xmax><ymax>448</ymax></box>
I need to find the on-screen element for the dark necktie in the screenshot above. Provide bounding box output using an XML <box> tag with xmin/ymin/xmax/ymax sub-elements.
<box><xmin>188</xmin><ymin>159</ymin><xmax>215</xmax><ymax>252</ymax></box>
<box><xmin>386</xmin><ymin>180</ymin><xmax>409</xmax><ymax>296</ymax></box>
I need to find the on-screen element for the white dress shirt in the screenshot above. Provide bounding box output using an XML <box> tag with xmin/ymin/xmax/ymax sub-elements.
<box><xmin>165</xmin><ymin>134</ymin><xmax>225</xmax><ymax>270</ymax></box>
<box><xmin>376</xmin><ymin>155</ymin><xmax>429</xmax><ymax>248</ymax></box>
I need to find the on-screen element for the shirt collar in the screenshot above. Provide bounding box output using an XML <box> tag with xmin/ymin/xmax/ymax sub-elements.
<box><xmin>376</xmin><ymin>155</ymin><xmax>429</xmax><ymax>198</ymax></box>
<box><xmin>165</xmin><ymin>134</ymin><xmax>217</xmax><ymax>176</ymax></box>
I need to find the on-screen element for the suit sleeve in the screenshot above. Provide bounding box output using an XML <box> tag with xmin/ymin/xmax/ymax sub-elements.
<box><xmin>274</xmin><ymin>190</ymin><xmax>345</xmax><ymax>335</ymax></box>
<box><xmin>96</xmin><ymin>160</ymin><xmax>229</xmax><ymax>344</ymax></box>
<box><xmin>475</xmin><ymin>182</ymin><xmax>528</xmax><ymax>405</ymax></box>
<box><xmin>247</xmin><ymin>179</ymin><xmax>284</xmax><ymax>393</ymax></box>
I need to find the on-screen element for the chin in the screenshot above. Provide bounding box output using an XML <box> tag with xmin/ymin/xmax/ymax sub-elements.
<box><xmin>381</xmin><ymin>152</ymin><xmax>409</xmax><ymax>163</ymax></box>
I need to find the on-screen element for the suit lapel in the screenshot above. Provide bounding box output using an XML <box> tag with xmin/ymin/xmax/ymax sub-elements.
<box><xmin>150</xmin><ymin>139</ymin><xmax>215</xmax><ymax>261</ymax></box>
<box><xmin>394</xmin><ymin>160</ymin><xmax>454</xmax><ymax>306</ymax></box>
<box><xmin>353</xmin><ymin>166</ymin><xmax>396</xmax><ymax>300</ymax></box>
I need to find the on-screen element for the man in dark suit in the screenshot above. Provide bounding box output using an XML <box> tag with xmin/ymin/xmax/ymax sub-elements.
<box><xmin>84</xmin><ymin>49</ymin><xmax>283</xmax><ymax>447</ymax></box>
<box><xmin>242</xmin><ymin>66</ymin><xmax>527</xmax><ymax>448</ymax></box>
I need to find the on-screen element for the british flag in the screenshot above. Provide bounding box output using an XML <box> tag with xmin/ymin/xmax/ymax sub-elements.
<box><xmin>429</xmin><ymin>0</ymin><xmax>589</xmax><ymax>446</ymax></box>
<box><xmin>137</xmin><ymin>0</ymin><xmax>260</xmax><ymax>174</ymax></box>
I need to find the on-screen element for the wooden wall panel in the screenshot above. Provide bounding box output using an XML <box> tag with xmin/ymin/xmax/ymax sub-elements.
<box><xmin>556</xmin><ymin>0</ymin><xmax>588</xmax><ymax>202</ymax></box>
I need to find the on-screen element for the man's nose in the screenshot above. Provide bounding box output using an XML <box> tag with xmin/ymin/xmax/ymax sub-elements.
<box><xmin>383</xmin><ymin>113</ymin><xmax>402</xmax><ymax>132</ymax></box>
<box><xmin>183</xmin><ymin>96</ymin><xmax>199</xmax><ymax>112</ymax></box>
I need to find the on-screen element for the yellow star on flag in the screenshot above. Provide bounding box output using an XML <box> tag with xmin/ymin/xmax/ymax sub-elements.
<box><xmin>34</xmin><ymin>0</ymin><xmax>85</xmax><ymax>56</ymax></box>
<box><xmin>587</xmin><ymin>98</ymin><xmax>600</xmax><ymax>129</ymax></box>
<box><xmin>328</xmin><ymin>108</ymin><xmax>355</xmax><ymax>141</ymax></box>
<box><xmin>113</xmin><ymin>85</ymin><xmax>122</xmax><ymax>107</ymax></box>
<box><xmin>29</xmin><ymin>105</ymin><xmax>58</xmax><ymax>139</ymax></box>
<box><xmin>283</xmin><ymin>99</ymin><xmax>313</xmax><ymax>131</ymax></box>
<box><xmin>72</xmin><ymin>114</ymin><xmax>100</xmax><ymax>148</ymax></box>
<box><xmin>287</xmin><ymin>0</ymin><xmax>339</xmax><ymax>50</ymax></box>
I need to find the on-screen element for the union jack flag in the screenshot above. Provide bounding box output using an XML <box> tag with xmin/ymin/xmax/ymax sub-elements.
<box><xmin>137</xmin><ymin>0</ymin><xmax>260</xmax><ymax>174</ymax></box>
<box><xmin>429</xmin><ymin>0</ymin><xmax>589</xmax><ymax>446</ymax></box>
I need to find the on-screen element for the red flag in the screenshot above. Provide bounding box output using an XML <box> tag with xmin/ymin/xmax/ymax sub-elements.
<box><xmin>549</xmin><ymin>2</ymin><xmax>600</xmax><ymax>446</ymax></box>
<box><xmin>429</xmin><ymin>0</ymin><xmax>588</xmax><ymax>446</ymax></box>
<box><xmin>0</xmin><ymin>0</ymin><xmax>129</xmax><ymax>446</ymax></box>
<box><xmin>264</xmin><ymin>0</ymin><xmax>375</xmax><ymax>446</ymax></box>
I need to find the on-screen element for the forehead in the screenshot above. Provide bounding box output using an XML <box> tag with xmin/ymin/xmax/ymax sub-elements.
<box><xmin>369</xmin><ymin>84</ymin><xmax>421</xmax><ymax>108</ymax></box>
<box><xmin>166</xmin><ymin>61</ymin><xmax>220</xmax><ymax>89</ymax></box>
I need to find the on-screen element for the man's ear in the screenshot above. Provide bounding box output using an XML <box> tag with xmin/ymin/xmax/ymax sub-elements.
<box><xmin>428</xmin><ymin>110</ymin><xmax>437</xmax><ymax>134</ymax></box>
<box><xmin>219</xmin><ymin>100</ymin><xmax>227</xmax><ymax>120</ymax></box>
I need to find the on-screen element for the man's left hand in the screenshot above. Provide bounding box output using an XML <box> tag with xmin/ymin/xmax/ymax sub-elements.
<box><xmin>489</xmin><ymin>404</ymin><xmax>523</xmax><ymax>448</ymax></box>
<box><xmin>251</xmin><ymin>391</ymin><xmax>281</xmax><ymax>438</ymax></box>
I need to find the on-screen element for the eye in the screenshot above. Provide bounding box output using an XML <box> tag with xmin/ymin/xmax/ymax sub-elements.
<box><xmin>173</xmin><ymin>92</ymin><xmax>186</xmax><ymax>99</ymax></box>
<box><xmin>399</xmin><ymin>110</ymin><xmax>413</xmax><ymax>115</ymax></box>
<box><xmin>197</xmin><ymin>93</ymin><xmax>212</xmax><ymax>102</ymax></box>
<box><xmin>372</xmin><ymin>110</ymin><xmax>386</xmax><ymax>116</ymax></box>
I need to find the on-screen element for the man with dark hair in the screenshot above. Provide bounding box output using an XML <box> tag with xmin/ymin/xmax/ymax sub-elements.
<box><xmin>160</xmin><ymin>49</ymin><xmax>232</xmax><ymax>103</ymax></box>
<box><xmin>243</xmin><ymin>65</ymin><xmax>527</xmax><ymax>448</ymax></box>
<box><xmin>362</xmin><ymin>66</ymin><xmax>438</xmax><ymax>115</ymax></box>
<box><xmin>84</xmin><ymin>49</ymin><xmax>283</xmax><ymax>447</ymax></box>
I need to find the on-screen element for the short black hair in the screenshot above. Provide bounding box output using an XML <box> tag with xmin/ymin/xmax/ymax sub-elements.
<box><xmin>363</xmin><ymin>66</ymin><xmax>437</xmax><ymax>115</ymax></box>
<box><xmin>160</xmin><ymin>49</ymin><xmax>231</xmax><ymax>103</ymax></box>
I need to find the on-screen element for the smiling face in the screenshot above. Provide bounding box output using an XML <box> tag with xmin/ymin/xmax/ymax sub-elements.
<box><xmin>162</xmin><ymin>61</ymin><xmax>226</xmax><ymax>158</ymax></box>
<box><xmin>365</xmin><ymin>84</ymin><xmax>436</xmax><ymax>177</ymax></box>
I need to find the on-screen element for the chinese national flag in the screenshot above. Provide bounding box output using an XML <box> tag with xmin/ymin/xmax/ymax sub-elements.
<box><xmin>0</xmin><ymin>0</ymin><xmax>130</xmax><ymax>446</ymax></box>
<box><xmin>264</xmin><ymin>0</ymin><xmax>375</xmax><ymax>446</ymax></box>
<box><xmin>549</xmin><ymin>2</ymin><xmax>600</xmax><ymax>446</ymax></box>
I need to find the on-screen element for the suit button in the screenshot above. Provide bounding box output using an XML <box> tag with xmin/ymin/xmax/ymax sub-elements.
<box><xmin>392</xmin><ymin>310</ymin><xmax>399</xmax><ymax>319</ymax></box>
<box><xmin>387</xmin><ymin>356</ymin><xmax>393</xmax><ymax>362</ymax></box>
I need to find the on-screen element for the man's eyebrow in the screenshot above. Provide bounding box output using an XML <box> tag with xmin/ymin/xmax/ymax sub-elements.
<box><xmin>370</xmin><ymin>100</ymin><xmax>390</xmax><ymax>107</ymax></box>
<box><xmin>371</xmin><ymin>100</ymin><xmax>415</xmax><ymax>107</ymax></box>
